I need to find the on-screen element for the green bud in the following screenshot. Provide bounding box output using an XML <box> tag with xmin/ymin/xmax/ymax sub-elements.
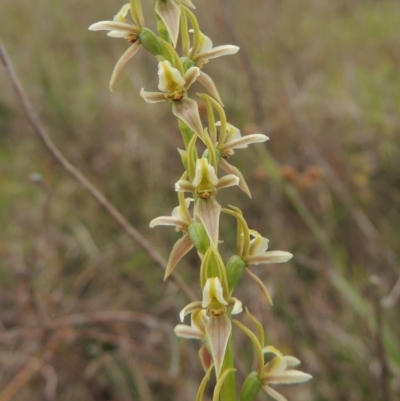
<box><xmin>240</xmin><ymin>372</ymin><xmax>262</xmax><ymax>401</ymax></box>
<box><xmin>139</xmin><ymin>28</ymin><xmax>163</xmax><ymax>56</ymax></box>
<box><xmin>188</xmin><ymin>223</ymin><xmax>210</xmax><ymax>255</ymax></box>
<box><xmin>226</xmin><ymin>255</ymin><xmax>246</xmax><ymax>292</ymax></box>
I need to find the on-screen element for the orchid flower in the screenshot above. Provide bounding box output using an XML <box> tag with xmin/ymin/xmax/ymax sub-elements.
<box><xmin>175</xmin><ymin>158</ymin><xmax>239</xmax><ymax>199</ymax></box>
<box><xmin>89</xmin><ymin>2</ymin><xmax>144</xmax><ymax>90</ymax></box>
<box><xmin>223</xmin><ymin>206</ymin><xmax>292</xmax><ymax>304</ymax></box>
<box><xmin>174</xmin><ymin>310</ymin><xmax>213</xmax><ymax>371</ymax></box>
<box><xmin>190</xmin><ymin>32</ymin><xmax>240</xmax><ymax>67</ymax></box>
<box><xmin>234</xmin><ymin>309</ymin><xmax>312</xmax><ymax>401</ymax></box>
<box><xmin>140</xmin><ymin>60</ymin><xmax>204</xmax><ymax>138</ymax></box>
<box><xmin>149</xmin><ymin>193</ymin><xmax>194</xmax><ymax>279</ymax></box>
<box><xmin>179</xmin><ymin>277</ymin><xmax>242</xmax><ymax>376</ymax></box>
<box><xmin>215</xmin><ymin>122</ymin><xmax>269</xmax><ymax>197</ymax></box>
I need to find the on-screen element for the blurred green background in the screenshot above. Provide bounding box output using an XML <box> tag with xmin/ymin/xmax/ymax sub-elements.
<box><xmin>1</xmin><ymin>0</ymin><xmax>400</xmax><ymax>400</ymax></box>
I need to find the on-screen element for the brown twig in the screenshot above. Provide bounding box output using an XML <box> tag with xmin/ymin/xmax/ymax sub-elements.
<box><xmin>0</xmin><ymin>41</ymin><xmax>195</xmax><ymax>302</ymax></box>
<box><xmin>0</xmin><ymin>357</ymin><xmax>44</xmax><ymax>401</ymax></box>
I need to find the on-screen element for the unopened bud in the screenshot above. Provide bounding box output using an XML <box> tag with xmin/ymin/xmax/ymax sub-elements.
<box><xmin>240</xmin><ymin>371</ymin><xmax>262</xmax><ymax>401</ymax></box>
<box><xmin>188</xmin><ymin>223</ymin><xmax>210</xmax><ymax>254</ymax></box>
<box><xmin>139</xmin><ymin>28</ymin><xmax>163</xmax><ymax>56</ymax></box>
<box><xmin>226</xmin><ymin>255</ymin><xmax>246</xmax><ymax>292</ymax></box>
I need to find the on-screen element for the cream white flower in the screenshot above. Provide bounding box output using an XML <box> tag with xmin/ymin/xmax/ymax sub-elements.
<box><xmin>89</xmin><ymin>3</ymin><xmax>143</xmax><ymax>90</ymax></box>
<box><xmin>191</xmin><ymin>32</ymin><xmax>240</xmax><ymax>67</ymax></box>
<box><xmin>216</xmin><ymin>122</ymin><xmax>269</xmax><ymax>157</ymax></box>
<box><xmin>234</xmin><ymin>309</ymin><xmax>312</xmax><ymax>401</ymax></box>
<box><xmin>149</xmin><ymin>193</ymin><xmax>194</xmax><ymax>279</ymax></box>
<box><xmin>223</xmin><ymin>206</ymin><xmax>292</xmax><ymax>304</ymax></box>
<box><xmin>179</xmin><ymin>277</ymin><xmax>242</xmax><ymax>376</ymax></box>
<box><xmin>175</xmin><ymin>158</ymin><xmax>239</xmax><ymax>199</ymax></box>
<box><xmin>140</xmin><ymin>61</ymin><xmax>204</xmax><ymax>138</ymax></box>
<box><xmin>216</xmin><ymin>122</ymin><xmax>269</xmax><ymax>197</ymax></box>
<box><xmin>150</xmin><ymin>196</ymin><xmax>193</xmax><ymax>232</ymax></box>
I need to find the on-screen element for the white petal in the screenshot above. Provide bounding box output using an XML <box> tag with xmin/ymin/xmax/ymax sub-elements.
<box><xmin>231</xmin><ymin>298</ymin><xmax>243</xmax><ymax>314</ymax></box>
<box><xmin>220</xmin><ymin>158</ymin><xmax>251</xmax><ymax>198</ymax></box>
<box><xmin>247</xmin><ymin>251</ymin><xmax>293</xmax><ymax>266</ymax></box>
<box><xmin>158</xmin><ymin>60</ymin><xmax>186</xmax><ymax>92</ymax></box>
<box><xmin>140</xmin><ymin>89</ymin><xmax>167</xmax><ymax>103</ymax></box>
<box><xmin>266</xmin><ymin>370</ymin><xmax>313</xmax><ymax>385</ymax></box>
<box><xmin>179</xmin><ymin>301</ymin><xmax>202</xmax><ymax>322</ymax></box>
<box><xmin>215</xmin><ymin>174</ymin><xmax>240</xmax><ymax>190</ymax></box>
<box><xmin>89</xmin><ymin>21</ymin><xmax>139</xmax><ymax>35</ymax></box>
<box><xmin>164</xmin><ymin>232</ymin><xmax>194</xmax><ymax>279</ymax></box>
<box><xmin>202</xmin><ymin>277</ymin><xmax>227</xmax><ymax>308</ymax></box>
<box><xmin>195</xmin><ymin>45</ymin><xmax>239</xmax><ymax>64</ymax></box>
<box><xmin>175</xmin><ymin>179</ymin><xmax>194</xmax><ymax>193</ymax></box>
<box><xmin>192</xmin><ymin>158</ymin><xmax>218</xmax><ymax>188</ymax></box>
<box><xmin>263</xmin><ymin>356</ymin><xmax>288</xmax><ymax>375</ymax></box>
<box><xmin>183</xmin><ymin>66</ymin><xmax>201</xmax><ymax>90</ymax></box>
<box><xmin>263</xmin><ymin>386</ymin><xmax>288</xmax><ymax>401</ymax></box>
<box><xmin>197</xmin><ymin>71</ymin><xmax>223</xmax><ymax>105</ymax></box>
<box><xmin>149</xmin><ymin>216</ymin><xmax>187</xmax><ymax>230</ymax></box>
<box><xmin>220</xmin><ymin>134</ymin><xmax>269</xmax><ymax>155</ymax></box>
<box><xmin>174</xmin><ymin>324</ymin><xmax>203</xmax><ymax>339</ymax></box>
<box><xmin>284</xmin><ymin>356</ymin><xmax>301</xmax><ymax>367</ymax></box>
<box><xmin>249</xmin><ymin>235</ymin><xmax>270</xmax><ymax>256</ymax></box>
<box><xmin>110</xmin><ymin>41</ymin><xmax>141</xmax><ymax>91</ymax></box>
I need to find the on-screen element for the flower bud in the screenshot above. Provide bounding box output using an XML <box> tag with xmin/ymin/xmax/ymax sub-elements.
<box><xmin>226</xmin><ymin>255</ymin><xmax>246</xmax><ymax>292</ymax></box>
<box><xmin>139</xmin><ymin>28</ymin><xmax>163</xmax><ymax>56</ymax></box>
<box><xmin>240</xmin><ymin>371</ymin><xmax>262</xmax><ymax>401</ymax></box>
<box><xmin>188</xmin><ymin>223</ymin><xmax>210</xmax><ymax>254</ymax></box>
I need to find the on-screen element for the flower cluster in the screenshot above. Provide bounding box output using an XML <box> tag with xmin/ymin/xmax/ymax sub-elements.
<box><xmin>90</xmin><ymin>1</ymin><xmax>312</xmax><ymax>400</ymax></box>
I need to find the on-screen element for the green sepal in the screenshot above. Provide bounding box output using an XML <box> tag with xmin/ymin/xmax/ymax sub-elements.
<box><xmin>226</xmin><ymin>255</ymin><xmax>246</xmax><ymax>292</ymax></box>
<box><xmin>181</xmin><ymin>56</ymin><xmax>196</xmax><ymax>72</ymax></box>
<box><xmin>240</xmin><ymin>372</ymin><xmax>262</xmax><ymax>401</ymax></box>
<box><xmin>188</xmin><ymin>223</ymin><xmax>210</xmax><ymax>255</ymax></box>
<box><xmin>139</xmin><ymin>28</ymin><xmax>163</xmax><ymax>56</ymax></box>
